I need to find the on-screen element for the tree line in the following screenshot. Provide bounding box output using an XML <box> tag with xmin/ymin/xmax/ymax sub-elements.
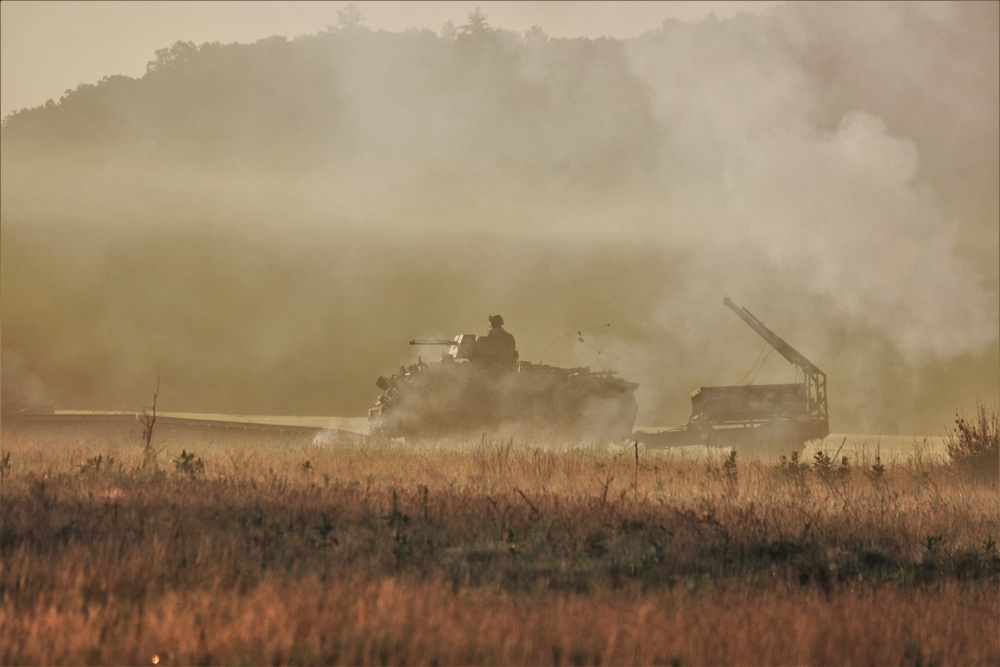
<box><xmin>1</xmin><ymin>6</ymin><xmax>656</xmax><ymax>184</ymax></box>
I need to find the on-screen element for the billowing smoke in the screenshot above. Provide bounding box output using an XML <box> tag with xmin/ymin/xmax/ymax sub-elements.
<box><xmin>1</xmin><ymin>349</ymin><xmax>54</xmax><ymax>414</ymax></box>
<box><xmin>624</xmin><ymin>4</ymin><xmax>997</xmax><ymax>361</ymax></box>
<box><xmin>1</xmin><ymin>2</ymin><xmax>996</xmax><ymax>434</ymax></box>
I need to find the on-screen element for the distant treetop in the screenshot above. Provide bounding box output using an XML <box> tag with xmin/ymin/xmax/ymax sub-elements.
<box><xmin>461</xmin><ymin>7</ymin><xmax>491</xmax><ymax>36</ymax></box>
<box><xmin>329</xmin><ymin>3</ymin><xmax>367</xmax><ymax>33</ymax></box>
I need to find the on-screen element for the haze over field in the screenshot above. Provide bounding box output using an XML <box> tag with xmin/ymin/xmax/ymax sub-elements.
<box><xmin>1</xmin><ymin>1</ymin><xmax>997</xmax><ymax>433</ymax></box>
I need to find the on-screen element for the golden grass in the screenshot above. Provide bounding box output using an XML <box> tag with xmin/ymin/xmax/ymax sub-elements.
<box><xmin>2</xmin><ymin>426</ymin><xmax>998</xmax><ymax>665</ymax></box>
<box><xmin>5</xmin><ymin>576</ymin><xmax>997</xmax><ymax>666</ymax></box>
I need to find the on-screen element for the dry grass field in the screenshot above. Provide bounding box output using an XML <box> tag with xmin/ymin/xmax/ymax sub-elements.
<box><xmin>1</xmin><ymin>419</ymin><xmax>998</xmax><ymax>665</ymax></box>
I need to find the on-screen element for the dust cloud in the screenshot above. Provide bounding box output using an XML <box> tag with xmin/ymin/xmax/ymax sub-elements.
<box><xmin>1</xmin><ymin>2</ymin><xmax>997</xmax><ymax>434</ymax></box>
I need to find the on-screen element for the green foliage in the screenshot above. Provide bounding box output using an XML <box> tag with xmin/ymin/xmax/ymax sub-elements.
<box><xmin>172</xmin><ymin>450</ymin><xmax>205</xmax><ymax>478</ymax></box>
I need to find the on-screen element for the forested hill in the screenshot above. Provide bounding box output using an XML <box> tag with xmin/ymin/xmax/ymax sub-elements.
<box><xmin>3</xmin><ymin>23</ymin><xmax>647</xmax><ymax>169</ymax></box>
<box><xmin>1</xmin><ymin>20</ymin><xmax>657</xmax><ymax>234</ymax></box>
<box><xmin>2</xmin><ymin>4</ymin><xmax>997</xmax><ymax>248</ymax></box>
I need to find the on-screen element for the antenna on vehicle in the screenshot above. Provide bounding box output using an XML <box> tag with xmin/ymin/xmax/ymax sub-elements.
<box><xmin>539</xmin><ymin>323</ymin><xmax>610</xmax><ymax>364</ymax></box>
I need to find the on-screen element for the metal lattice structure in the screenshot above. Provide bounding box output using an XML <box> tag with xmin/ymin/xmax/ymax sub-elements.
<box><xmin>636</xmin><ymin>298</ymin><xmax>829</xmax><ymax>456</ymax></box>
<box><xmin>721</xmin><ymin>297</ymin><xmax>828</xmax><ymax>439</ymax></box>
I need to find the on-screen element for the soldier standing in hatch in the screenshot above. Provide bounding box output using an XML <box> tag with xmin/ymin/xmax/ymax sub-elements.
<box><xmin>475</xmin><ymin>314</ymin><xmax>519</xmax><ymax>365</ymax></box>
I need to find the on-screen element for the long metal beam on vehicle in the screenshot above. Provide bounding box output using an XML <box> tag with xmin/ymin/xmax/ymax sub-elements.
<box><xmin>722</xmin><ymin>297</ymin><xmax>823</xmax><ymax>376</ymax></box>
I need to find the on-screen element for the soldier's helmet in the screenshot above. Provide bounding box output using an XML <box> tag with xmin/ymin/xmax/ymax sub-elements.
<box><xmin>489</xmin><ymin>315</ymin><xmax>504</xmax><ymax>327</ymax></box>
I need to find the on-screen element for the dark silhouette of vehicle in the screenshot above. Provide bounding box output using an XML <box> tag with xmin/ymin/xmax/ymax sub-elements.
<box><xmin>369</xmin><ymin>329</ymin><xmax>638</xmax><ymax>444</ymax></box>
<box><xmin>635</xmin><ymin>298</ymin><xmax>829</xmax><ymax>458</ymax></box>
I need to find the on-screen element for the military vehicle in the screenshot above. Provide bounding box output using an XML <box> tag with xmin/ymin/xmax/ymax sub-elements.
<box><xmin>369</xmin><ymin>332</ymin><xmax>639</xmax><ymax>444</ymax></box>
<box><xmin>635</xmin><ymin>298</ymin><xmax>829</xmax><ymax>457</ymax></box>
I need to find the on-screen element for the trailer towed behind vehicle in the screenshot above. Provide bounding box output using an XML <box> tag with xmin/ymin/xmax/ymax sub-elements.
<box><xmin>635</xmin><ymin>297</ymin><xmax>829</xmax><ymax>458</ymax></box>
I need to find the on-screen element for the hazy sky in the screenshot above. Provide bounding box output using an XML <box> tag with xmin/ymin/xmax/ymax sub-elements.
<box><xmin>2</xmin><ymin>1</ymin><xmax>996</xmax><ymax>431</ymax></box>
<box><xmin>0</xmin><ymin>1</ymin><xmax>782</xmax><ymax>118</ymax></box>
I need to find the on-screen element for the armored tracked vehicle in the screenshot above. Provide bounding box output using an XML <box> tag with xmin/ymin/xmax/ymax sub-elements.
<box><xmin>369</xmin><ymin>331</ymin><xmax>639</xmax><ymax>444</ymax></box>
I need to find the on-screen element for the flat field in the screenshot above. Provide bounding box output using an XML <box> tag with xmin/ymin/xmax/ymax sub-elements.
<box><xmin>1</xmin><ymin>423</ymin><xmax>998</xmax><ymax>665</ymax></box>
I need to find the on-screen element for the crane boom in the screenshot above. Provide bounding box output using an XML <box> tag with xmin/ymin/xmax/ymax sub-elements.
<box><xmin>722</xmin><ymin>298</ymin><xmax>822</xmax><ymax>376</ymax></box>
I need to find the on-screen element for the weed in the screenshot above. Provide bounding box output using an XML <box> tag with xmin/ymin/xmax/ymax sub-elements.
<box><xmin>593</xmin><ymin>469</ymin><xmax>614</xmax><ymax>504</ymax></box>
<box><xmin>723</xmin><ymin>449</ymin><xmax>738</xmax><ymax>485</ymax></box>
<box><xmin>904</xmin><ymin>438</ymin><xmax>938</xmax><ymax>478</ymax></box>
<box><xmin>633</xmin><ymin>439</ymin><xmax>641</xmax><ymax>495</ymax></box>
<box><xmin>514</xmin><ymin>487</ymin><xmax>541</xmax><ymax>519</ymax></box>
<box><xmin>704</xmin><ymin>449</ymin><xmax>739</xmax><ymax>493</ymax></box>
<box><xmin>813</xmin><ymin>449</ymin><xmax>832</xmax><ymax>475</ymax></box>
<box><xmin>778</xmin><ymin>450</ymin><xmax>804</xmax><ymax>472</ymax></box>
<box><xmin>516</xmin><ymin>445</ymin><xmax>558</xmax><ymax>481</ymax></box>
<box><xmin>0</xmin><ymin>452</ymin><xmax>10</xmax><ymax>480</ymax></box>
<box><xmin>471</xmin><ymin>435</ymin><xmax>515</xmax><ymax>478</ymax></box>
<box><xmin>386</xmin><ymin>488</ymin><xmax>407</xmax><ymax>527</ymax></box>
<box><xmin>777</xmin><ymin>451</ymin><xmax>809</xmax><ymax>491</ymax></box>
<box><xmin>172</xmin><ymin>450</ymin><xmax>205</xmax><ymax>478</ymax></box>
<box><xmin>838</xmin><ymin>455</ymin><xmax>850</xmax><ymax>478</ymax></box>
<box><xmin>868</xmin><ymin>452</ymin><xmax>886</xmax><ymax>481</ymax></box>
<box><xmin>310</xmin><ymin>514</ymin><xmax>338</xmax><ymax>548</ymax></box>
<box><xmin>924</xmin><ymin>535</ymin><xmax>945</xmax><ymax>554</ymax></box>
<box><xmin>139</xmin><ymin>377</ymin><xmax>162</xmax><ymax>469</ymax></box>
<box><xmin>700</xmin><ymin>449</ymin><xmax>739</xmax><ymax>495</ymax></box>
<box><xmin>77</xmin><ymin>454</ymin><xmax>117</xmax><ymax>475</ymax></box>
<box><xmin>812</xmin><ymin>449</ymin><xmax>850</xmax><ymax>486</ymax></box>
<box><xmin>946</xmin><ymin>403</ymin><xmax>999</xmax><ymax>483</ymax></box>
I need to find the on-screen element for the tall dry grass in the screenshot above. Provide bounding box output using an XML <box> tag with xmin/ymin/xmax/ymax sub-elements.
<box><xmin>5</xmin><ymin>575</ymin><xmax>997</xmax><ymax>666</ymax></box>
<box><xmin>946</xmin><ymin>401</ymin><xmax>1000</xmax><ymax>484</ymax></box>
<box><xmin>1</xmin><ymin>426</ymin><xmax>998</xmax><ymax>665</ymax></box>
